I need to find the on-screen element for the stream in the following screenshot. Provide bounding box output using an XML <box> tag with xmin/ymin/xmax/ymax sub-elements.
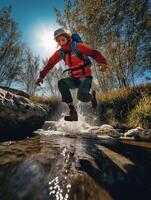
<box><xmin>0</xmin><ymin>113</ymin><xmax>151</xmax><ymax>200</ymax></box>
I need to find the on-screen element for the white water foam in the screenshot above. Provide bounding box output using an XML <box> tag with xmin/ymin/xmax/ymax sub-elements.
<box><xmin>57</xmin><ymin>112</ymin><xmax>91</xmax><ymax>134</ymax></box>
<box><xmin>35</xmin><ymin>110</ymin><xmax>94</xmax><ymax>136</ymax></box>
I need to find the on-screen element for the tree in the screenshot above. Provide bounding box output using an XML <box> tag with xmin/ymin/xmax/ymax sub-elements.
<box><xmin>0</xmin><ymin>6</ymin><xmax>23</xmax><ymax>87</ymax></box>
<box><xmin>54</xmin><ymin>0</ymin><xmax>151</xmax><ymax>91</ymax></box>
<box><xmin>20</xmin><ymin>48</ymin><xmax>40</xmax><ymax>96</ymax></box>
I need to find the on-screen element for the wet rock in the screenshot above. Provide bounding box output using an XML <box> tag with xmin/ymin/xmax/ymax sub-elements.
<box><xmin>88</xmin><ymin>124</ymin><xmax>122</xmax><ymax>138</ymax></box>
<box><xmin>124</xmin><ymin>127</ymin><xmax>142</xmax><ymax>138</ymax></box>
<box><xmin>42</xmin><ymin>121</ymin><xmax>58</xmax><ymax>131</ymax></box>
<box><xmin>100</xmin><ymin>124</ymin><xmax>114</xmax><ymax>129</ymax></box>
<box><xmin>0</xmin><ymin>86</ymin><xmax>30</xmax><ymax>99</ymax></box>
<box><xmin>0</xmin><ymin>88</ymin><xmax>49</xmax><ymax>138</ymax></box>
<box><xmin>123</xmin><ymin>127</ymin><xmax>151</xmax><ymax>141</ymax></box>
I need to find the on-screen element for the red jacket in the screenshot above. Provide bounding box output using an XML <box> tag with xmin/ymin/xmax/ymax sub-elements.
<box><xmin>40</xmin><ymin>41</ymin><xmax>107</xmax><ymax>79</ymax></box>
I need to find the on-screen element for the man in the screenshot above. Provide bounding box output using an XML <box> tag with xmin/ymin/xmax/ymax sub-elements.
<box><xmin>36</xmin><ymin>28</ymin><xmax>107</xmax><ymax>121</ymax></box>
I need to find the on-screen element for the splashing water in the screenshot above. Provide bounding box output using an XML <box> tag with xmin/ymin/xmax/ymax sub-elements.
<box><xmin>35</xmin><ymin>108</ymin><xmax>94</xmax><ymax>136</ymax></box>
<box><xmin>57</xmin><ymin>112</ymin><xmax>91</xmax><ymax>134</ymax></box>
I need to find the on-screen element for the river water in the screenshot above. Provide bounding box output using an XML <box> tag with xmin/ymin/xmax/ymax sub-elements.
<box><xmin>0</xmin><ymin>113</ymin><xmax>151</xmax><ymax>200</ymax></box>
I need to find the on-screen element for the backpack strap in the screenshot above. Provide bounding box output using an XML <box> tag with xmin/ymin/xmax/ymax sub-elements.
<box><xmin>60</xmin><ymin>42</ymin><xmax>91</xmax><ymax>66</ymax></box>
<box><xmin>60</xmin><ymin>49</ymin><xmax>73</xmax><ymax>66</ymax></box>
<box><xmin>71</xmin><ymin>41</ymin><xmax>84</xmax><ymax>60</ymax></box>
<box><xmin>60</xmin><ymin>49</ymin><xmax>66</xmax><ymax>61</ymax></box>
<box><xmin>71</xmin><ymin>41</ymin><xmax>91</xmax><ymax>66</ymax></box>
<box><xmin>68</xmin><ymin>51</ymin><xmax>72</xmax><ymax>66</ymax></box>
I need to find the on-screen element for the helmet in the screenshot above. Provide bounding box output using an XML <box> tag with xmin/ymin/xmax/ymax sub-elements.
<box><xmin>54</xmin><ymin>28</ymin><xmax>66</xmax><ymax>38</ymax></box>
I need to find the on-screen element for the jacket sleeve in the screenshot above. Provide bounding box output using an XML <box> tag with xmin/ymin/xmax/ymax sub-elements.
<box><xmin>39</xmin><ymin>50</ymin><xmax>61</xmax><ymax>79</ymax></box>
<box><xmin>76</xmin><ymin>43</ymin><xmax>107</xmax><ymax>65</ymax></box>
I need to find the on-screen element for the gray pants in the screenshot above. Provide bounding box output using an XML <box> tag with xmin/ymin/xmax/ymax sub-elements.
<box><xmin>58</xmin><ymin>76</ymin><xmax>93</xmax><ymax>103</ymax></box>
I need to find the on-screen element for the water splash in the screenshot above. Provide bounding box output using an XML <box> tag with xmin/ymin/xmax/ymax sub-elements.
<box><xmin>35</xmin><ymin>109</ymin><xmax>93</xmax><ymax>136</ymax></box>
<box><xmin>57</xmin><ymin>112</ymin><xmax>91</xmax><ymax>134</ymax></box>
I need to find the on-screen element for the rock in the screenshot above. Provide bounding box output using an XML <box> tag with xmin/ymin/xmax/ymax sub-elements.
<box><xmin>0</xmin><ymin>86</ymin><xmax>30</xmax><ymax>99</ymax></box>
<box><xmin>88</xmin><ymin>124</ymin><xmax>122</xmax><ymax>138</ymax></box>
<box><xmin>124</xmin><ymin>128</ymin><xmax>140</xmax><ymax>138</ymax></box>
<box><xmin>100</xmin><ymin>124</ymin><xmax>114</xmax><ymax>129</ymax></box>
<box><xmin>42</xmin><ymin>121</ymin><xmax>58</xmax><ymax>131</ymax></box>
<box><xmin>0</xmin><ymin>88</ymin><xmax>48</xmax><ymax>138</ymax></box>
<box><xmin>124</xmin><ymin>127</ymin><xmax>151</xmax><ymax>141</ymax></box>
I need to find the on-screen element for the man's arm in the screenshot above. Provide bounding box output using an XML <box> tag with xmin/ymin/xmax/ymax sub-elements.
<box><xmin>39</xmin><ymin>50</ymin><xmax>61</xmax><ymax>79</ymax></box>
<box><xmin>76</xmin><ymin>43</ymin><xmax>107</xmax><ymax>70</ymax></box>
<box><xmin>36</xmin><ymin>50</ymin><xmax>61</xmax><ymax>86</ymax></box>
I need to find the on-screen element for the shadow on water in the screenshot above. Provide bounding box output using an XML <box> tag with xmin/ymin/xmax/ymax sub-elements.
<box><xmin>78</xmin><ymin>138</ymin><xmax>151</xmax><ymax>200</ymax></box>
<box><xmin>0</xmin><ymin>134</ymin><xmax>151</xmax><ymax>200</ymax></box>
<box><xmin>0</xmin><ymin>131</ymin><xmax>36</xmax><ymax>142</ymax></box>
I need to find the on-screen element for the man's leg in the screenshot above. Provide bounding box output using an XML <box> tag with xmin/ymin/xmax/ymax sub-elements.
<box><xmin>58</xmin><ymin>77</ymin><xmax>80</xmax><ymax>121</ymax></box>
<box><xmin>77</xmin><ymin>76</ymin><xmax>92</xmax><ymax>102</ymax></box>
<box><xmin>77</xmin><ymin>76</ymin><xmax>97</xmax><ymax>108</ymax></box>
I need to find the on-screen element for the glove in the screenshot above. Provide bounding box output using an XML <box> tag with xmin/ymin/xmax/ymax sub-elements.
<box><xmin>36</xmin><ymin>78</ymin><xmax>43</xmax><ymax>86</ymax></box>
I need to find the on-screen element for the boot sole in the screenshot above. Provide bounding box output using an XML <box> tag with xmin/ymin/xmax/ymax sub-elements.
<box><xmin>64</xmin><ymin>116</ymin><xmax>78</xmax><ymax>121</ymax></box>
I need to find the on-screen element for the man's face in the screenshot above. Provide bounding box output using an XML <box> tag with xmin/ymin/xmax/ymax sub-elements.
<box><xmin>56</xmin><ymin>35</ymin><xmax>68</xmax><ymax>47</ymax></box>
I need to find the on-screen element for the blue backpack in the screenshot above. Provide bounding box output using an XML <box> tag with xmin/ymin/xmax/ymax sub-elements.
<box><xmin>60</xmin><ymin>33</ymin><xmax>91</xmax><ymax>67</ymax></box>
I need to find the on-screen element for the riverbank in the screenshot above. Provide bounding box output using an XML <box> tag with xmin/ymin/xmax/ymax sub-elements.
<box><xmin>0</xmin><ymin>83</ymin><xmax>150</xmax><ymax>140</ymax></box>
<box><xmin>97</xmin><ymin>83</ymin><xmax>151</xmax><ymax>129</ymax></box>
<box><xmin>32</xmin><ymin>83</ymin><xmax>151</xmax><ymax>141</ymax></box>
<box><xmin>31</xmin><ymin>83</ymin><xmax>151</xmax><ymax>130</ymax></box>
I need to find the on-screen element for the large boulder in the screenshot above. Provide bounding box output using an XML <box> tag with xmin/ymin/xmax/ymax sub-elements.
<box><xmin>0</xmin><ymin>88</ymin><xmax>48</xmax><ymax>139</ymax></box>
<box><xmin>0</xmin><ymin>86</ymin><xmax>30</xmax><ymax>99</ymax></box>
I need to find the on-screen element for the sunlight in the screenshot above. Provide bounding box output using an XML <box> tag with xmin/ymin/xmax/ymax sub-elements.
<box><xmin>32</xmin><ymin>24</ymin><xmax>58</xmax><ymax>58</ymax></box>
<box><xmin>39</xmin><ymin>27</ymin><xmax>56</xmax><ymax>51</ymax></box>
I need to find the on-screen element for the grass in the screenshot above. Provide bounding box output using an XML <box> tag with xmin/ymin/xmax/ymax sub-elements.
<box><xmin>128</xmin><ymin>95</ymin><xmax>151</xmax><ymax>129</ymax></box>
<box><xmin>30</xmin><ymin>95</ymin><xmax>60</xmax><ymax>105</ymax></box>
<box><xmin>97</xmin><ymin>84</ymin><xmax>151</xmax><ymax>129</ymax></box>
<box><xmin>30</xmin><ymin>96</ymin><xmax>60</xmax><ymax>113</ymax></box>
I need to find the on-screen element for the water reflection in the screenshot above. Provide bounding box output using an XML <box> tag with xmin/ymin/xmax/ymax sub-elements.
<box><xmin>48</xmin><ymin>147</ymin><xmax>73</xmax><ymax>200</ymax></box>
<box><xmin>48</xmin><ymin>175</ymin><xmax>71</xmax><ymax>200</ymax></box>
<box><xmin>0</xmin><ymin>134</ymin><xmax>151</xmax><ymax>200</ymax></box>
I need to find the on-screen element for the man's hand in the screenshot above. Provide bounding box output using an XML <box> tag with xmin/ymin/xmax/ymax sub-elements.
<box><xmin>98</xmin><ymin>63</ymin><xmax>108</xmax><ymax>72</ymax></box>
<box><xmin>36</xmin><ymin>78</ymin><xmax>43</xmax><ymax>86</ymax></box>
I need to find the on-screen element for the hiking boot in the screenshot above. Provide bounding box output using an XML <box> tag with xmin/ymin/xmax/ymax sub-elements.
<box><xmin>91</xmin><ymin>90</ymin><xmax>97</xmax><ymax>109</ymax></box>
<box><xmin>64</xmin><ymin>105</ymin><xmax>78</xmax><ymax>121</ymax></box>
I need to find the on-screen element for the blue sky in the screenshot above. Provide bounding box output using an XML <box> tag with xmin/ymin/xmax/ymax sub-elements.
<box><xmin>0</xmin><ymin>0</ymin><xmax>65</xmax><ymax>58</ymax></box>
